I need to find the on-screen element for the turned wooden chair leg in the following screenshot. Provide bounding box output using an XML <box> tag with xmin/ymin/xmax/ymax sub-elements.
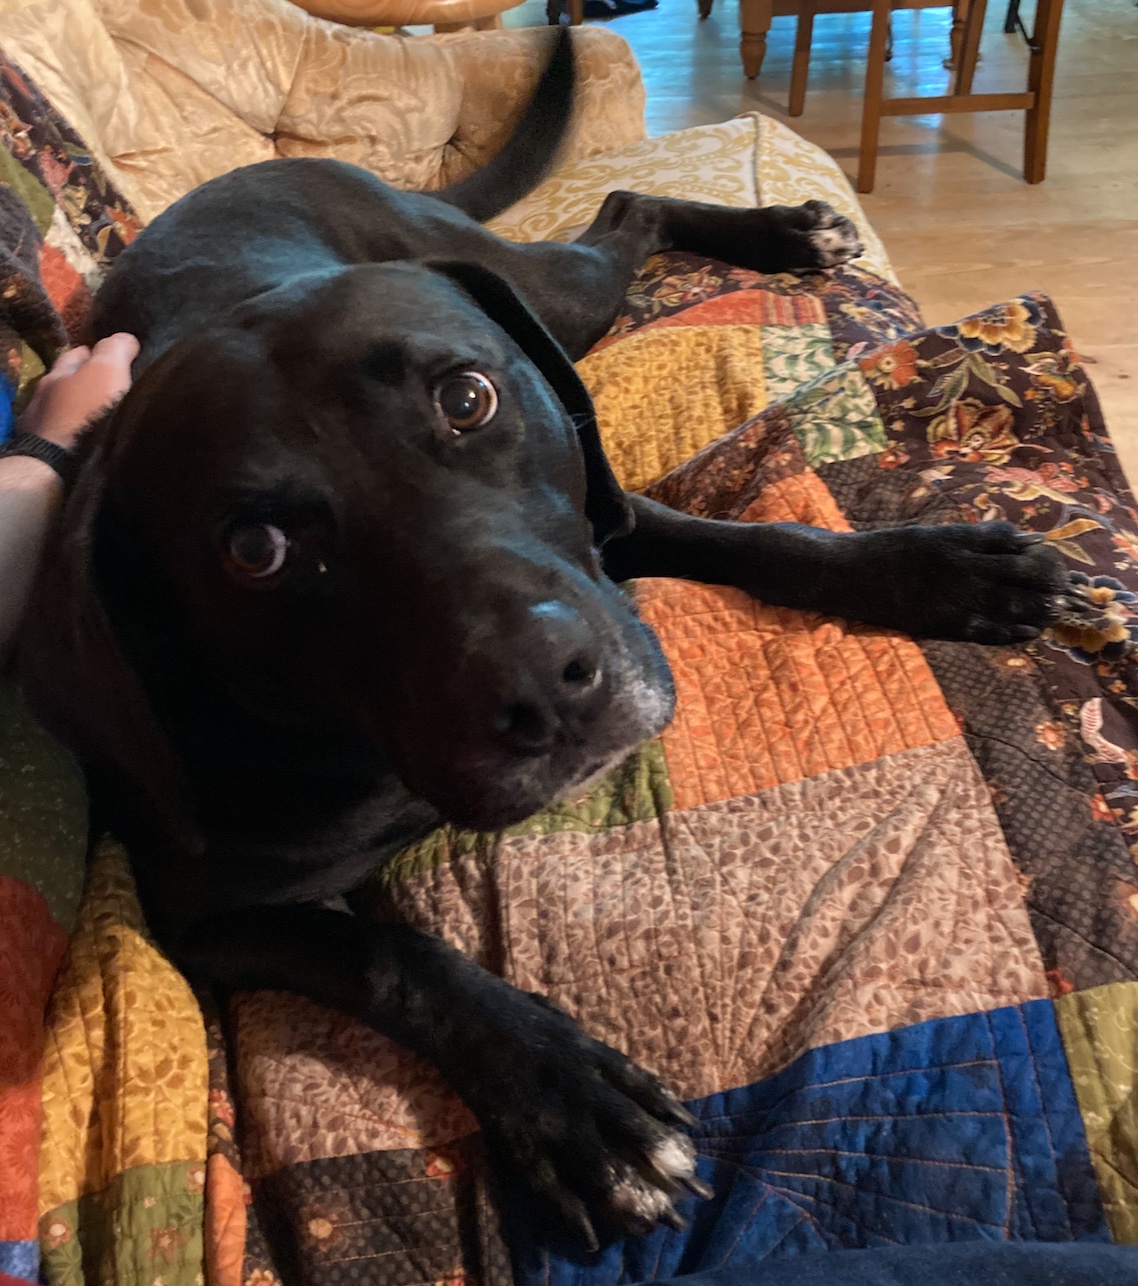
<box><xmin>1024</xmin><ymin>0</ymin><xmax>1064</xmax><ymax>182</ymax></box>
<box><xmin>954</xmin><ymin>0</ymin><xmax>987</xmax><ymax>94</ymax></box>
<box><xmin>946</xmin><ymin>0</ymin><xmax>969</xmax><ymax>69</ymax></box>
<box><xmin>739</xmin><ymin>0</ymin><xmax>773</xmax><ymax>79</ymax></box>
<box><xmin>789</xmin><ymin>2</ymin><xmax>815</xmax><ymax>116</ymax></box>
<box><xmin>857</xmin><ymin>0</ymin><xmax>890</xmax><ymax>193</ymax></box>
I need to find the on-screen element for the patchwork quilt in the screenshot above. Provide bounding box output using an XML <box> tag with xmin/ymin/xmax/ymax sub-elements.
<box><xmin>5</xmin><ymin>45</ymin><xmax>1138</xmax><ymax>1286</ymax></box>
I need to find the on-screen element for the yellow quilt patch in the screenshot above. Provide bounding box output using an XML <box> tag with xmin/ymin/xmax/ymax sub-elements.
<box><xmin>39</xmin><ymin>841</ymin><xmax>208</xmax><ymax>1214</ymax></box>
<box><xmin>577</xmin><ymin>324</ymin><xmax>768</xmax><ymax>493</ymax></box>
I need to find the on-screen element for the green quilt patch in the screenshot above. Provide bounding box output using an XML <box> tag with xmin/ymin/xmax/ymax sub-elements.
<box><xmin>0</xmin><ymin>679</ymin><xmax>87</xmax><ymax>932</ymax></box>
<box><xmin>39</xmin><ymin>1161</ymin><xmax>205</xmax><ymax>1286</ymax></box>
<box><xmin>786</xmin><ymin>363</ymin><xmax>887</xmax><ymax>466</ymax></box>
<box><xmin>373</xmin><ymin>739</ymin><xmax>674</xmax><ymax>890</ymax></box>
<box><xmin>760</xmin><ymin>321</ymin><xmax>834</xmax><ymax>404</ymax></box>
<box><xmin>1056</xmin><ymin>982</ymin><xmax>1138</xmax><ymax>1243</ymax></box>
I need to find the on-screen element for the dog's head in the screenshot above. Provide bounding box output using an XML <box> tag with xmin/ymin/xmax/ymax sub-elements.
<box><xmin>23</xmin><ymin>262</ymin><xmax>675</xmax><ymax>833</ymax></box>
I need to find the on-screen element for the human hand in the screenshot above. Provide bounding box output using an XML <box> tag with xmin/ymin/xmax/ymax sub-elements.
<box><xmin>17</xmin><ymin>333</ymin><xmax>140</xmax><ymax>448</ymax></box>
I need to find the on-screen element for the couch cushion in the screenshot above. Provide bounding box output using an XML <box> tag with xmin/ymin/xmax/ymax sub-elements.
<box><xmin>488</xmin><ymin>112</ymin><xmax>896</xmax><ymax>286</ymax></box>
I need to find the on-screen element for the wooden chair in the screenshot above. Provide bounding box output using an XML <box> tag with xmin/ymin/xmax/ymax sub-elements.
<box><xmin>788</xmin><ymin>0</ymin><xmax>965</xmax><ymax>116</ymax></box>
<box><xmin>788</xmin><ymin>0</ymin><xmax>1065</xmax><ymax>194</ymax></box>
<box><xmin>698</xmin><ymin>0</ymin><xmax>957</xmax><ymax>85</ymax></box>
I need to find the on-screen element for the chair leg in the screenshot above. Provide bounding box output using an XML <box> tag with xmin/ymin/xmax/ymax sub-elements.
<box><xmin>955</xmin><ymin>0</ymin><xmax>987</xmax><ymax>94</ymax></box>
<box><xmin>946</xmin><ymin>0</ymin><xmax>969</xmax><ymax>69</ymax></box>
<box><xmin>1004</xmin><ymin>0</ymin><xmax>1021</xmax><ymax>32</ymax></box>
<box><xmin>1024</xmin><ymin>0</ymin><xmax>1064</xmax><ymax>182</ymax></box>
<box><xmin>698</xmin><ymin>0</ymin><xmax>713</xmax><ymax>18</ymax></box>
<box><xmin>789</xmin><ymin>3</ymin><xmax>814</xmax><ymax>116</ymax></box>
<box><xmin>566</xmin><ymin>0</ymin><xmax>583</xmax><ymax>22</ymax></box>
<box><xmin>857</xmin><ymin>0</ymin><xmax>890</xmax><ymax>193</ymax></box>
<box><xmin>739</xmin><ymin>0</ymin><xmax>773</xmax><ymax>79</ymax></box>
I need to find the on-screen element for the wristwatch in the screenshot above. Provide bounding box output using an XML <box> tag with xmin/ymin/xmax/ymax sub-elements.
<box><xmin>0</xmin><ymin>433</ymin><xmax>76</xmax><ymax>485</ymax></box>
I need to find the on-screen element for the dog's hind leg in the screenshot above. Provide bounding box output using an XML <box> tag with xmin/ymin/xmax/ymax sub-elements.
<box><xmin>485</xmin><ymin>191</ymin><xmax>865</xmax><ymax>360</ymax></box>
<box><xmin>572</xmin><ymin>190</ymin><xmax>865</xmax><ymax>274</ymax></box>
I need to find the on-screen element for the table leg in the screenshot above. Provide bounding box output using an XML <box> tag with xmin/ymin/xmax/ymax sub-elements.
<box><xmin>857</xmin><ymin>0</ymin><xmax>891</xmax><ymax>193</ymax></box>
<box><xmin>739</xmin><ymin>0</ymin><xmax>772</xmax><ymax>79</ymax></box>
<box><xmin>789</xmin><ymin>2</ymin><xmax>815</xmax><ymax>115</ymax></box>
<box><xmin>1024</xmin><ymin>0</ymin><xmax>1064</xmax><ymax>182</ymax></box>
<box><xmin>954</xmin><ymin>0</ymin><xmax>986</xmax><ymax>94</ymax></box>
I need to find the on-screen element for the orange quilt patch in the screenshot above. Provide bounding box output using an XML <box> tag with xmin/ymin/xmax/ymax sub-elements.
<box><xmin>0</xmin><ymin>877</ymin><xmax>67</xmax><ymax>1241</ymax></box>
<box><xmin>636</xmin><ymin>469</ymin><xmax>959</xmax><ymax>811</ymax></box>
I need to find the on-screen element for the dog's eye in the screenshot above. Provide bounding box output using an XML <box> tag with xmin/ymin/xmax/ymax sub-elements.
<box><xmin>226</xmin><ymin>524</ymin><xmax>289</xmax><ymax>579</ymax></box>
<box><xmin>434</xmin><ymin>371</ymin><xmax>498</xmax><ymax>434</ymax></box>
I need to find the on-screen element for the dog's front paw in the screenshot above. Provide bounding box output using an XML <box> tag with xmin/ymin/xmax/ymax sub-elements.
<box><xmin>772</xmin><ymin>199</ymin><xmax>864</xmax><ymax>272</ymax></box>
<box><xmin>861</xmin><ymin>521</ymin><xmax>1071</xmax><ymax>643</ymax></box>
<box><xmin>474</xmin><ymin>992</ymin><xmax>709</xmax><ymax>1250</ymax></box>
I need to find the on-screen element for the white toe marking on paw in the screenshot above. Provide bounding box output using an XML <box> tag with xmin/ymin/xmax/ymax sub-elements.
<box><xmin>609</xmin><ymin>1171</ymin><xmax>671</xmax><ymax>1220</ymax></box>
<box><xmin>808</xmin><ymin>220</ymin><xmax>864</xmax><ymax>267</ymax></box>
<box><xmin>651</xmin><ymin>1136</ymin><xmax>696</xmax><ymax>1179</ymax></box>
<box><xmin>814</xmin><ymin>228</ymin><xmax>847</xmax><ymax>251</ymax></box>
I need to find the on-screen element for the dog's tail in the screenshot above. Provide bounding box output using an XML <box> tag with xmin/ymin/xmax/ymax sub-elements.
<box><xmin>435</xmin><ymin>25</ymin><xmax>575</xmax><ymax>224</ymax></box>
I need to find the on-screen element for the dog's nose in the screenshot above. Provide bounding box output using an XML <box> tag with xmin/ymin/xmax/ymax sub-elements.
<box><xmin>491</xmin><ymin>600</ymin><xmax>607</xmax><ymax>756</ymax></box>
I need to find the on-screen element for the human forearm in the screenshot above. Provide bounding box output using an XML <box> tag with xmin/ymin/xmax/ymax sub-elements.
<box><xmin>0</xmin><ymin>456</ymin><xmax>62</xmax><ymax>667</ymax></box>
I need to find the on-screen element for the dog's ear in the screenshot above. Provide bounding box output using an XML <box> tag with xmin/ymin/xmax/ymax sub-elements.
<box><xmin>18</xmin><ymin>398</ymin><xmax>192</xmax><ymax>855</ymax></box>
<box><xmin>425</xmin><ymin>259</ymin><xmax>633</xmax><ymax>547</ymax></box>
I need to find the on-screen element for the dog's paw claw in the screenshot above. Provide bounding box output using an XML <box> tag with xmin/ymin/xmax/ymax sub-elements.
<box><xmin>659</xmin><ymin>1204</ymin><xmax>688</xmax><ymax>1234</ymax></box>
<box><xmin>658</xmin><ymin>1089</ymin><xmax>699</xmax><ymax>1129</ymax></box>
<box><xmin>682</xmin><ymin>1173</ymin><xmax>715</xmax><ymax>1201</ymax></box>
<box><xmin>608</xmin><ymin>1163</ymin><xmax>678</xmax><ymax>1231</ymax></box>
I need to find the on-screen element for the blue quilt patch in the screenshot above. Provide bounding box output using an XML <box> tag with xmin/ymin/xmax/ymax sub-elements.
<box><xmin>511</xmin><ymin>999</ymin><xmax>1108</xmax><ymax>1286</ymax></box>
<box><xmin>0</xmin><ymin>1240</ymin><xmax>38</xmax><ymax>1283</ymax></box>
<box><xmin>0</xmin><ymin>371</ymin><xmax>14</xmax><ymax>445</ymax></box>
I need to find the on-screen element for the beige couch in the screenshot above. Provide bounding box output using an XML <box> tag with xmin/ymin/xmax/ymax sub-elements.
<box><xmin>0</xmin><ymin>0</ymin><xmax>892</xmax><ymax>279</ymax></box>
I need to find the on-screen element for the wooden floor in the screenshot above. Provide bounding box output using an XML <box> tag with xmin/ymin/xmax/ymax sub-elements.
<box><xmin>504</xmin><ymin>0</ymin><xmax>1138</xmax><ymax>481</ymax></box>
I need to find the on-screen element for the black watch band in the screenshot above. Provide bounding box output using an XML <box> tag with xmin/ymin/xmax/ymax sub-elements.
<box><xmin>0</xmin><ymin>433</ymin><xmax>76</xmax><ymax>485</ymax></box>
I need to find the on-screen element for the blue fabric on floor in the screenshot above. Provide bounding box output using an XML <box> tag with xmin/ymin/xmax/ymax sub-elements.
<box><xmin>510</xmin><ymin>1000</ymin><xmax>1108</xmax><ymax>1286</ymax></box>
<box><xmin>646</xmin><ymin>1242</ymin><xmax>1138</xmax><ymax>1286</ymax></box>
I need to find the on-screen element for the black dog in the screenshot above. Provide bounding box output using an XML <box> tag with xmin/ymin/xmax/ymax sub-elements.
<box><xmin>21</xmin><ymin>29</ymin><xmax>1068</xmax><ymax>1253</ymax></box>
